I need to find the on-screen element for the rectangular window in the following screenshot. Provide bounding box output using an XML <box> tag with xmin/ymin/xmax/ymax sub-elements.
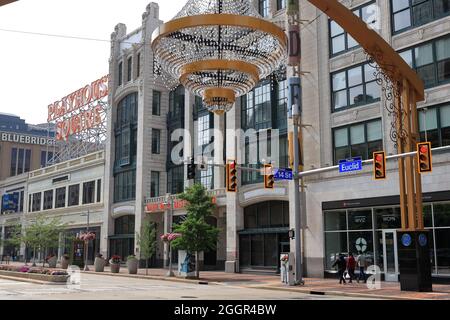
<box><xmin>333</xmin><ymin>119</ymin><xmax>383</xmax><ymax>164</ymax></box>
<box><xmin>329</xmin><ymin>1</ymin><xmax>377</xmax><ymax>56</ymax></box>
<box><xmin>137</xmin><ymin>53</ymin><xmax>141</xmax><ymax>77</ymax></box>
<box><xmin>41</xmin><ymin>150</ymin><xmax>47</xmax><ymax>168</ymax></box>
<box><xmin>276</xmin><ymin>0</ymin><xmax>286</xmax><ymax>11</ymax></box>
<box><xmin>419</xmin><ymin>103</ymin><xmax>450</xmax><ymax>147</ymax></box>
<box><xmin>55</xmin><ymin>187</ymin><xmax>66</xmax><ymax>208</ymax></box>
<box><xmin>43</xmin><ymin>190</ymin><xmax>53</xmax><ymax>210</ymax></box>
<box><xmin>82</xmin><ymin>181</ymin><xmax>96</xmax><ymax>204</ymax></box>
<box><xmin>24</xmin><ymin>149</ymin><xmax>31</xmax><ymax>173</ymax></box>
<box><xmin>118</xmin><ymin>61</ymin><xmax>123</xmax><ymax>86</ymax></box>
<box><xmin>241</xmin><ymin>82</ymin><xmax>272</xmax><ymax>130</ymax></box>
<box><xmin>152</xmin><ymin>129</ymin><xmax>161</xmax><ymax>154</ymax></box>
<box><xmin>97</xmin><ymin>179</ymin><xmax>102</xmax><ymax>203</ymax></box>
<box><xmin>17</xmin><ymin>149</ymin><xmax>24</xmax><ymax>174</ymax></box>
<box><xmin>68</xmin><ymin>184</ymin><xmax>80</xmax><ymax>207</ymax></box>
<box><xmin>150</xmin><ymin>171</ymin><xmax>160</xmax><ymax>197</ymax></box>
<box><xmin>152</xmin><ymin>90</ymin><xmax>161</xmax><ymax>116</ymax></box>
<box><xmin>32</xmin><ymin>192</ymin><xmax>41</xmax><ymax>212</ymax></box>
<box><xmin>10</xmin><ymin>148</ymin><xmax>17</xmax><ymax>176</ymax></box>
<box><xmin>114</xmin><ymin>170</ymin><xmax>136</xmax><ymax>203</ymax></box>
<box><xmin>331</xmin><ymin>63</ymin><xmax>380</xmax><ymax>112</ymax></box>
<box><xmin>258</xmin><ymin>0</ymin><xmax>269</xmax><ymax>17</ymax></box>
<box><xmin>167</xmin><ymin>166</ymin><xmax>184</xmax><ymax>194</ymax></box>
<box><xmin>391</xmin><ymin>0</ymin><xmax>450</xmax><ymax>34</ymax></box>
<box><xmin>19</xmin><ymin>191</ymin><xmax>24</xmax><ymax>213</ymax></box>
<box><xmin>127</xmin><ymin>57</ymin><xmax>132</xmax><ymax>82</ymax></box>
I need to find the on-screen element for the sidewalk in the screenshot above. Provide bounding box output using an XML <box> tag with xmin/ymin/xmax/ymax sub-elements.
<box><xmin>4</xmin><ymin>261</ymin><xmax>450</xmax><ymax>300</ymax></box>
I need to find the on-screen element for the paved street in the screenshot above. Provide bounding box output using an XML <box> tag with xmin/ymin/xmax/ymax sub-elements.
<box><xmin>0</xmin><ymin>273</ymin><xmax>371</xmax><ymax>300</ymax></box>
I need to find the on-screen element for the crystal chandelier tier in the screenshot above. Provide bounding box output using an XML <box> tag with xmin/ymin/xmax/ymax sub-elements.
<box><xmin>151</xmin><ymin>0</ymin><xmax>287</xmax><ymax>115</ymax></box>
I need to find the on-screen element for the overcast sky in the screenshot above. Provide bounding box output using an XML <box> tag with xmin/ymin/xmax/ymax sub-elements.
<box><xmin>0</xmin><ymin>0</ymin><xmax>186</xmax><ymax>124</ymax></box>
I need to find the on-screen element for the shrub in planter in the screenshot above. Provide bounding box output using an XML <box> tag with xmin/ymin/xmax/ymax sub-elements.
<box><xmin>126</xmin><ymin>255</ymin><xmax>138</xmax><ymax>274</ymax></box>
<box><xmin>94</xmin><ymin>254</ymin><xmax>106</xmax><ymax>272</ymax></box>
<box><xmin>109</xmin><ymin>255</ymin><xmax>121</xmax><ymax>273</ymax></box>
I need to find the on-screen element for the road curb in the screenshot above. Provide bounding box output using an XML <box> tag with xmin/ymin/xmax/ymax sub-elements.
<box><xmin>0</xmin><ymin>274</ymin><xmax>66</xmax><ymax>286</ymax></box>
<box><xmin>245</xmin><ymin>285</ymin><xmax>423</xmax><ymax>300</ymax></box>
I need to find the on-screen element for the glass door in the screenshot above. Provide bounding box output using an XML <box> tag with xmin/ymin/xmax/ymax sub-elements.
<box><xmin>382</xmin><ymin>230</ymin><xmax>399</xmax><ymax>282</ymax></box>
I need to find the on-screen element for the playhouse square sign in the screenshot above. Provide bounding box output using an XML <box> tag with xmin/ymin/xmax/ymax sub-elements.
<box><xmin>47</xmin><ymin>75</ymin><xmax>109</xmax><ymax>141</ymax></box>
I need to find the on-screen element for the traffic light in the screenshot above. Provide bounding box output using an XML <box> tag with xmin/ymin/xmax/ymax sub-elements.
<box><xmin>264</xmin><ymin>164</ymin><xmax>275</xmax><ymax>189</ymax></box>
<box><xmin>226</xmin><ymin>160</ymin><xmax>237</xmax><ymax>192</ymax></box>
<box><xmin>187</xmin><ymin>157</ymin><xmax>196</xmax><ymax>180</ymax></box>
<box><xmin>373</xmin><ymin>151</ymin><xmax>386</xmax><ymax>180</ymax></box>
<box><xmin>417</xmin><ymin>142</ymin><xmax>432</xmax><ymax>173</ymax></box>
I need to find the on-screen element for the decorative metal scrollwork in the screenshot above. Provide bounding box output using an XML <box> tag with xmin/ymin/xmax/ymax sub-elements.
<box><xmin>365</xmin><ymin>46</ymin><xmax>408</xmax><ymax>150</ymax></box>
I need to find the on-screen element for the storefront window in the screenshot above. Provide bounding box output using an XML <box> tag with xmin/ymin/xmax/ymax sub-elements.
<box><xmin>423</xmin><ymin>204</ymin><xmax>433</xmax><ymax>228</ymax></box>
<box><xmin>264</xmin><ymin>234</ymin><xmax>278</xmax><ymax>267</ymax></box>
<box><xmin>324</xmin><ymin>232</ymin><xmax>348</xmax><ymax>270</ymax></box>
<box><xmin>348</xmin><ymin>209</ymin><xmax>372</xmax><ymax>230</ymax></box>
<box><xmin>348</xmin><ymin>231</ymin><xmax>374</xmax><ymax>264</ymax></box>
<box><xmin>433</xmin><ymin>203</ymin><xmax>450</xmax><ymax>227</ymax></box>
<box><xmin>435</xmin><ymin>228</ymin><xmax>450</xmax><ymax>274</ymax></box>
<box><xmin>374</xmin><ymin>207</ymin><xmax>401</xmax><ymax>229</ymax></box>
<box><xmin>240</xmin><ymin>235</ymin><xmax>251</xmax><ymax>266</ymax></box>
<box><xmin>251</xmin><ymin>234</ymin><xmax>264</xmax><ymax>266</ymax></box>
<box><xmin>324</xmin><ymin>211</ymin><xmax>346</xmax><ymax>231</ymax></box>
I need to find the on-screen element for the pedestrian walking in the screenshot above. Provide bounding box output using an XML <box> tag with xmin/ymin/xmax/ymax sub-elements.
<box><xmin>346</xmin><ymin>252</ymin><xmax>356</xmax><ymax>283</ymax></box>
<box><xmin>356</xmin><ymin>251</ymin><xmax>367</xmax><ymax>283</ymax></box>
<box><xmin>332</xmin><ymin>253</ymin><xmax>347</xmax><ymax>284</ymax></box>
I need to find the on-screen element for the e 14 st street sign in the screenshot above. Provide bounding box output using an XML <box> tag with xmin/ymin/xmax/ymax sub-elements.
<box><xmin>274</xmin><ymin>168</ymin><xmax>294</xmax><ymax>180</ymax></box>
<box><xmin>339</xmin><ymin>158</ymin><xmax>363</xmax><ymax>173</ymax></box>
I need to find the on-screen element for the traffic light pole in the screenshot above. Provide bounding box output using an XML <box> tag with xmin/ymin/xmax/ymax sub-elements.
<box><xmin>292</xmin><ymin>104</ymin><xmax>303</xmax><ymax>286</ymax></box>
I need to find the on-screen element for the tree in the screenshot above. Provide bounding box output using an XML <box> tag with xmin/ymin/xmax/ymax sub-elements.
<box><xmin>171</xmin><ymin>183</ymin><xmax>219</xmax><ymax>279</ymax></box>
<box><xmin>136</xmin><ymin>219</ymin><xmax>157</xmax><ymax>275</ymax></box>
<box><xmin>8</xmin><ymin>214</ymin><xmax>67</xmax><ymax>266</ymax></box>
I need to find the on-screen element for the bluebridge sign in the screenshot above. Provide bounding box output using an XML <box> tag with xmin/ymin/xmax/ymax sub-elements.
<box><xmin>339</xmin><ymin>158</ymin><xmax>363</xmax><ymax>173</ymax></box>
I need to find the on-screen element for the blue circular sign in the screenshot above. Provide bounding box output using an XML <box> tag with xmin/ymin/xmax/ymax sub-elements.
<box><xmin>402</xmin><ymin>234</ymin><xmax>412</xmax><ymax>247</ymax></box>
<box><xmin>419</xmin><ymin>234</ymin><xmax>427</xmax><ymax>247</ymax></box>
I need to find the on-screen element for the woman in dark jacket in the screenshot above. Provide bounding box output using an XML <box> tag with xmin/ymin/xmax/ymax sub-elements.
<box><xmin>332</xmin><ymin>254</ymin><xmax>347</xmax><ymax>284</ymax></box>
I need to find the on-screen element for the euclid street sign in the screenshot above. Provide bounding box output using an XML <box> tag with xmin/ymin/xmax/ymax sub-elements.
<box><xmin>274</xmin><ymin>168</ymin><xmax>293</xmax><ymax>180</ymax></box>
<box><xmin>339</xmin><ymin>158</ymin><xmax>363</xmax><ymax>173</ymax></box>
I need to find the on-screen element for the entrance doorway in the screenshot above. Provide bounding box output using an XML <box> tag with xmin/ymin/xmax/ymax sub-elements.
<box><xmin>382</xmin><ymin>230</ymin><xmax>399</xmax><ymax>282</ymax></box>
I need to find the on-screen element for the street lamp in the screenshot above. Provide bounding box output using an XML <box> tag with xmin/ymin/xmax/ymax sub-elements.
<box><xmin>163</xmin><ymin>194</ymin><xmax>174</xmax><ymax>277</ymax></box>
<box><xmin>80</xmin><ymin>210</ymin><xmax>90</xmax><ymax>271</ymax></box>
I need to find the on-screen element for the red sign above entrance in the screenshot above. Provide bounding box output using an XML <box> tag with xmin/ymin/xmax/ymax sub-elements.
<box><xmin>145</xmin><ymin>197</ymin><xmax>217</xmax><ymax>213</ymax></box>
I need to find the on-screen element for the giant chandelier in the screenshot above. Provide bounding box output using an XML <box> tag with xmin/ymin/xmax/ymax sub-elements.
<box><xmin>151</xmin><ymin>0</ymin><xmax>288</xmax><ymax>115</ymax></box>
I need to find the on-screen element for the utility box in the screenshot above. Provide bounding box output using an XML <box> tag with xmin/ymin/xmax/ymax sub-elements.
<box><xmin>397</xmin><ymin>231</ymin><xmax>433</xmax><ymax>292</ymax></box>
<box><xmin>280</xmin><ymin>253</ymin><xmax>295</xmax><ymax>285</ymax></box>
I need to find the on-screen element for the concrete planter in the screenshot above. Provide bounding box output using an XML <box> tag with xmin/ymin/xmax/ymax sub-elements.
<box><xmin>48</xmin><ymin>256</ymin><xmax>57</xmax><ymax>268</ymax></box>
<box><xmin>94</xmin><ymin>257</ymin><xmax>105</xmax><ymax>272</ymax></box>
<box><xmin>61</xmin><ymin>257</ymin><xmax>70</xmax><ymax>270</ymax></box>
<box><xmin>127</xmin><ymin>259</ymin><xmax>138</xmax><ymax>274</ymax></box>
<box><xmin>0</xmin><ymin>270</ymin><xmax>69</xmax><ymax>283</ymax></box>
<box><xmin>110</xmin><ymin>263</ymin><xmax>120</xmax><ymax>273</ymax></box>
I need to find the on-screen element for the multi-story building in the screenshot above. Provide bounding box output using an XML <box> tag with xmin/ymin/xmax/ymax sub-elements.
<box><xmin>0</xmin><ymin>151</ymin><xmax>105</xmax><ymax>264</ymax></box>
<box><xmin>16</xmin><ymin>0</ymin><xmax>440</xmax><ymax>281</ymax></box>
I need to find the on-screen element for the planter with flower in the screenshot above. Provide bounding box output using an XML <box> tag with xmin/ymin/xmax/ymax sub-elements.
<box><xmin>109</xmin><ymin>255</ymin><xmax>121</xmax><ymax>273</ymax></box>
<box><xmin>61</xmin><ymin>254</ymin><xmax>70</xmax><ymax>269</ymax></box>
<box><xmin>77</xmin><ymin>231</ymin><xmax>96</xmax><ymax>270</ymax></box>
<box><xmin>126</xmin><ymin>255</ymin><xmax>139</xmax><ymax>274</ymax></box>
<box><xmin>94</xmin><ymin>253</ymin><xmax>106</xmax><ymax>272</ymax></box>
<box><xmin>160</xmin><ymin>233</ymin><xmax>182</xmax><ymax>277</ymax></box>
